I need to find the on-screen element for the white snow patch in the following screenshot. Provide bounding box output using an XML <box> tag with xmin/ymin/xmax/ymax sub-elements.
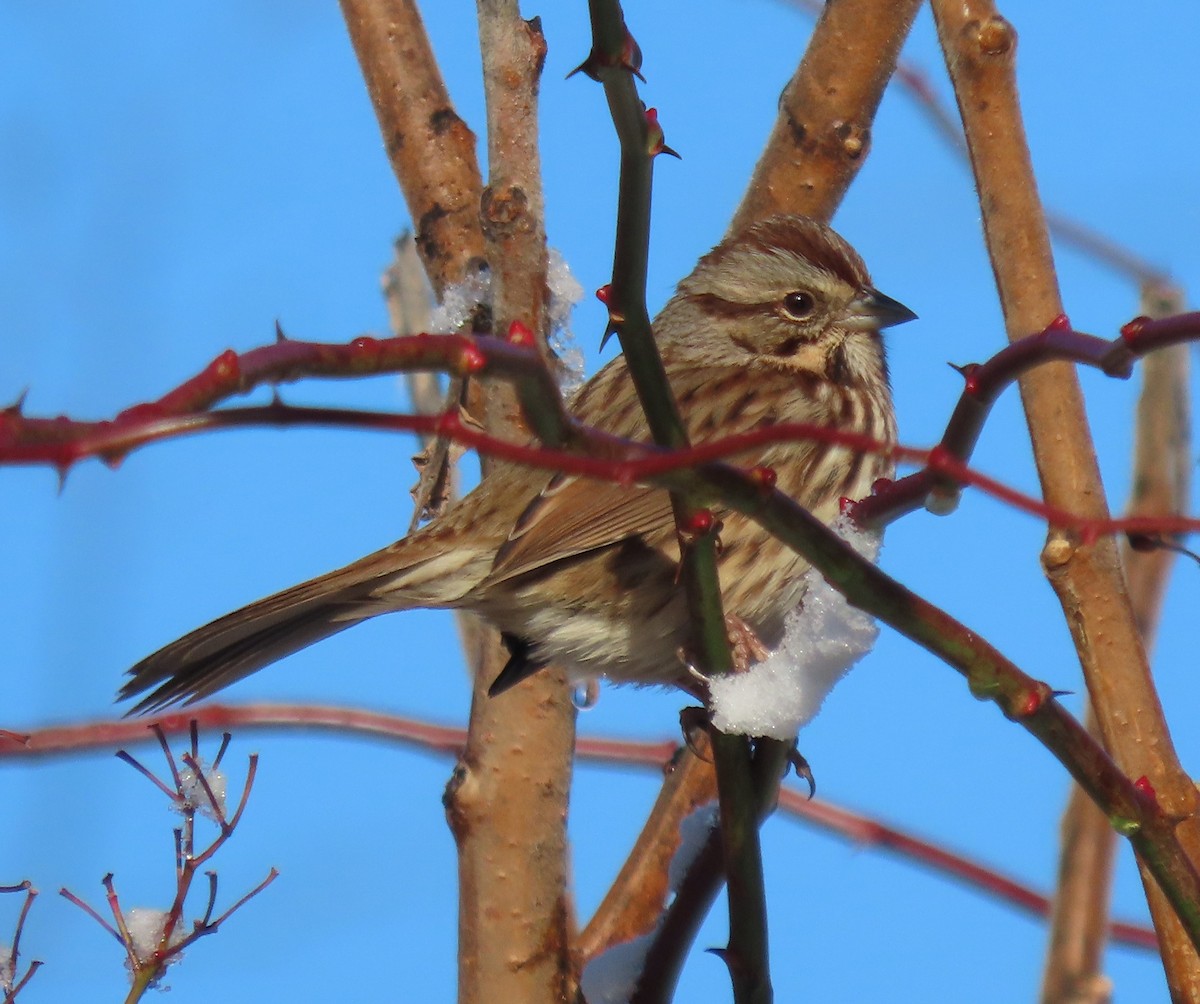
<box><xmin>667</xmin><ymin>805</ymin><xmax>718</xmax><ymax>891</ymax></box>
<box><xmin>580</xmin><ymin>933</ymin><xmax>654</xmax><ymax>1004</ymax></box>
<box><xmin>428</xmin><ymin>269</ymin><xmax>492</xmax><ymax>333</ymax></box>
<box><xmin>0</xmin><ymin>943</ymin><xmax>13</xmax><ymax>989</ymax></box>
<box><xmin>175</xmin><ymin>758</ymin><xmax>227</xmax><ymax>821</ymax></box>
<box><xmin>709</xmin><ymin>517</ymin><xmax>882</xmax><ymax>739</ymax></box>
<box><xmin>546</xmin><ymin>248</ymin><xmax>585</xmax><ymax>391</ymax></box>
<box><xmin>125</xmin><ymin>908</ymin><xmax>186</xmax><ymax>968</ymax></box>
<box><xmin>427</xmin><ymin>251</ymin><xmax>584</xmax><ymax>390</ymax></box>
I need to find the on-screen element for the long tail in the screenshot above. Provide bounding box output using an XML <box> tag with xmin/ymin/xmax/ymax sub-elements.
<box><xmin>119</xmin><ymin>528</ymin><xmax>486</xmax><ymax>714</ymax></box>
<box><xmin>119</xmin><ymin>572</ymin><xmax>378</xmax><ymax>715</ymax></box>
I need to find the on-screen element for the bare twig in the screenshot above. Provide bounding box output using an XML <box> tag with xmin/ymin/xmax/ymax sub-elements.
<box><xmin>61</xmin><ymin>728</ymin><xmax>274</xmax><ymax>999</ymax></box>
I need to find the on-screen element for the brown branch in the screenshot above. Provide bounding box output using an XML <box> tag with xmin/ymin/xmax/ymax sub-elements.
<box><xmin>578</xmin><ymin>746</ymin><xmax>719</xmax><ymax>963</ymax></box>
<box><xmin>778</xmin><ymin>0</ymin><xmax>1170</xmax><ymax>287</ymax></box>
<box><xmin>337</xmin><ymin>0</ymin><xmax>491</xmax><ymax>556</ymax></box>
<box><xmin>338</xmin><ymin>0</ymin><xmax>486</xmax><ymax>295</ymax></box>
<box><xmin>930</xmin><ymin>3</ymin><xmax>1200</xmax><ymax>994</ymax></box>
<box><xmin>730</xmin><ymin>0</ymin><xmax>923</xmax><ymax>231</ymax></box>
<box><xmin>446</xmin><ymin>7</ymin><xmax>577</xmax><ymax>1004</ymax></box>
<box><xmin>1042</xmin><ymin>282</ymin><xmax>1191</xmax><ymax>1003</ymax></box>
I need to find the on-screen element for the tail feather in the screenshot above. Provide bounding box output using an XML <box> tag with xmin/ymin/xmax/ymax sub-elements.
<box><xmin>120</xmin><ymin>528</ymin><xmax>491</xmax><ymax>714</ymax></box>
<box><xmin>120</xmin><ymin>579</ymin><xmax>372</xmax><ymax>714</ymax></box>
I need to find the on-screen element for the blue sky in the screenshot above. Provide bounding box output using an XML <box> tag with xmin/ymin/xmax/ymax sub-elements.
<box><xmin>2</xmin><ymin>3</ymin><xmax>1198</xmax><ymax>1001</ymax></box>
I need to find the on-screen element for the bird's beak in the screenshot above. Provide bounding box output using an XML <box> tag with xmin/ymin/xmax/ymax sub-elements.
<box><xmin>843</xmin><ymin>288</ymin><xmax>918</xmax><ymax>330</ymax></box>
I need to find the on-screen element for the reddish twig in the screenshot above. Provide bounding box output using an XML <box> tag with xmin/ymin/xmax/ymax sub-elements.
<box><xmin>0</xmin><ymin>704</ymin><xmax>1157</xmax><ymax>953</ymax></box>
<box><xmin>8</xmin><ymin>313</ymin><xmax>1200</xmax><ymax>542</ymax></box>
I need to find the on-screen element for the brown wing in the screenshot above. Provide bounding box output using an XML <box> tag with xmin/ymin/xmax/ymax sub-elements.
<box><xmin>486</xmin><ymin>356</ymin><xmax>832</xmax><ymax>585</ymax></box>
<box><xmin>489</xmin><ymin>474</ymin><xmax>675</xmax><ymax>583</ymax></box>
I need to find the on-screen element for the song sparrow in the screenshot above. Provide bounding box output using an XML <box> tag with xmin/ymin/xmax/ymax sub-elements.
<box><xmin>121</xmin><ymin>215</ymin><xmax>914</xmax><ymax>712</ymax></box>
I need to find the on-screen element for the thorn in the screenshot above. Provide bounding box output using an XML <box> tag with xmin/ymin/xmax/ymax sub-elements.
<box><xmin>566</xmin><ymin>28</ymin><xmax>644</xmax><ymax>82</ymax></box>
<box><xmin>948</xmin><ymin>361</ymin><xmax>981</xmax><ymax>394</ymax></box>
<box><xmin>925</xmin><ymin>444</ymin><xmax>953</xmax><ymax>474</ymax></box>
<box><xmin>1014</xmin><ymin>684</ymin><xmax>1051</xmax><ymax>718</ymax></box>
<box><xmin>5</xmin><ymin>387</ymin><xmax>28</xmax><ymax>415</ymax></box>
<box><xmin>460</xmin><ymin>344</ymin><xmax>487</xmax><ymax>374</ymax></box>
<box><xmin>644</xmin><ymin>107</ymin><xmax>679</xmax><ymax>159</ymax></box>
<box><xmin>1127</xmin><ymin>532</ymin><xmax>1200</xmax><ymax>566</ymax></box>
<box><xmin>947</xmin><ymin>361</ymin><xmax>978</xmax><ymax>379</ymax></box>
<box><xmin>565</xmin><ymin>59</ymin><xmax>591</xmax><ymax>81</ymax></box>
<box><xmin>1050</xmin><ymin>688</ymin><xmax>1073</xmax><ymax>699</ymax></box>
<box><xmin>274</xmin><ymin>320</ymin><xmax>289</xmax><ymax>343</ymax></box>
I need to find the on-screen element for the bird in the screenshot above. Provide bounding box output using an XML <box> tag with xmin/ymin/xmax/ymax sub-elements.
<box><xmin>120</xmin><ymin>214</ymin><xmax>915</xmax><ymax>713</ymax></box>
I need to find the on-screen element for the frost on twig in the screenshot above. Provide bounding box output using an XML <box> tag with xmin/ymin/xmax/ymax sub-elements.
<box><xmin>709</xmin><ymin>516</ymin><xmax>882</xmax><ymax>739</ymax></box>
<box><xmin>61</xmin><ymin>723</ymin><xmax>276</xmax><ymax>998</ymax></box>
<box><xmin>426</xmin><ymin>248</ymin><xmax>583</xmax><ymax>385</ymax></box>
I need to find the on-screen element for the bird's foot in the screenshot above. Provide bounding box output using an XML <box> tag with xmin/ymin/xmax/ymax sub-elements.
<box><xmin>726</xmin><ymin>614</ymin><xmax>770</xmax><ymax>672</ymax></box>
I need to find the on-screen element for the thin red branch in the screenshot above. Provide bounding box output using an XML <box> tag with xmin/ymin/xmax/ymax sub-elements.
<box><xmin>3</xmin><ymin>703</ymin><xmax>1157</xmax><ymax>952</ymax></box>
<box><xmin>6</xmin><ymin>313</ymin><xmax>1199</xmax><ymax>540</ymax></box>
<box><xmin>6</xmin><ymin>397</ymin><xmax>1200</xmax><ymax>549</ymax></box>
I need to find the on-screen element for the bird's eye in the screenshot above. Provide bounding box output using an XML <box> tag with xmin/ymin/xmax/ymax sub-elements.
<box><xmin>781</xmin><ymin>291</ymin><xmax>816</xmax><ymax>320</ymax></box>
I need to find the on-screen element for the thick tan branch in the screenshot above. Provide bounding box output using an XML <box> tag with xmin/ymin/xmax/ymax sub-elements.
<box><xmin>447</xmin><ymin>7</ymin><xmax>576</xmax><ymax>1004</ymax></box>
<box><xmin>1042</xmin><ymin>283</ymin><xmax>1191</xmax><ymax>1003</ymax></box>
<box><xmin>931</xmin><ymin>2</ymin><xmax>1200</xmax><ymax>995</ymax></box>
<box><xmin>339</xmin><ymin>0</ymin><xmax>486</xmax><ymax>293</ymax></box>
<box><xmin>730</xmin><ymin>0</ymin><xmax>922</xmax><ymax>230</ymax></box>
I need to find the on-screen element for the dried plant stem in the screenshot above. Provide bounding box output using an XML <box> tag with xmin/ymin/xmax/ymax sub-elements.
<box><xmin>931</xmin><ymin>2</ymin><xmax>1200</xmax><ymax>994</ymax></box>
<box><xmin>730</xmin><ymin>0</ymin><xmax>922</xmax><ymax>230</ymax></box>
<box><xmin>1042</xmin><ymin>283</ymin><xmax>1190</xmax><ymax>1003</ymax></box>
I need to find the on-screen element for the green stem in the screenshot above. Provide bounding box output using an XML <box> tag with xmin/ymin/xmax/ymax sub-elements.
<box><xmin>583</xmin><ymin>2</ymin><xmax>773</xmax><ymax>998</ymax></box>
